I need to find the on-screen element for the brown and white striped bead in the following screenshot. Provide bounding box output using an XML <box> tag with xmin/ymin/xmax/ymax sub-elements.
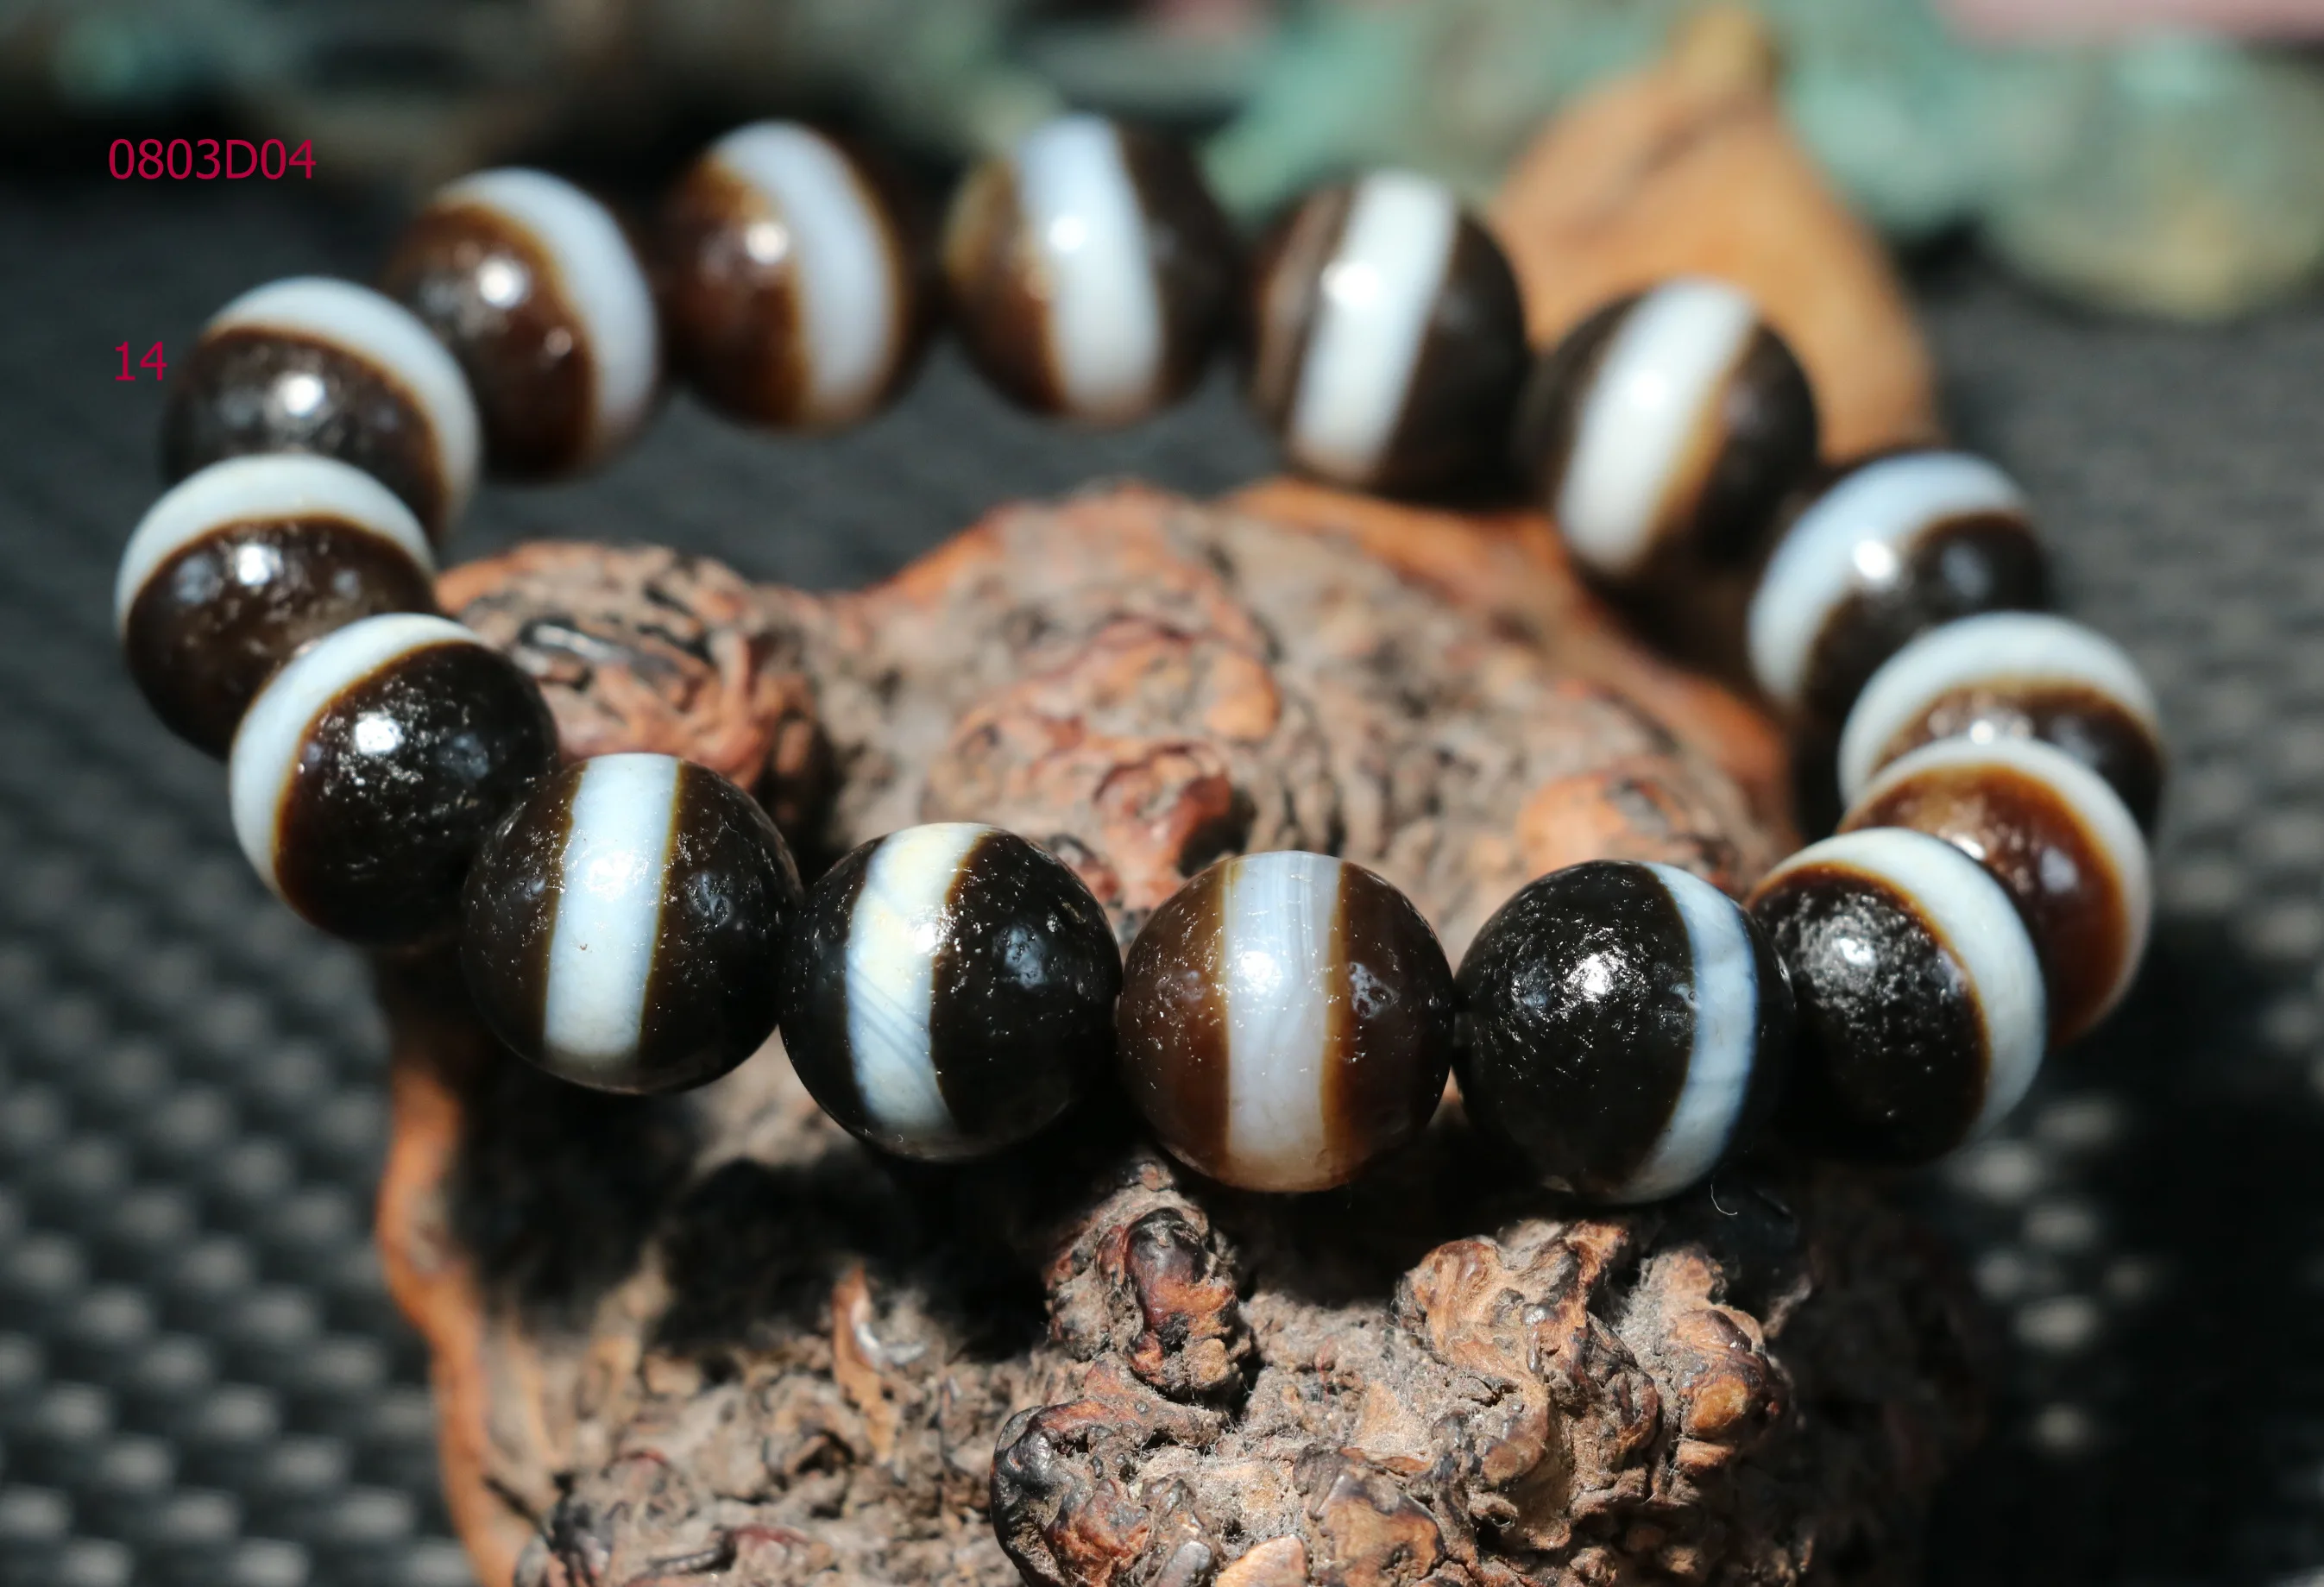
<box><xmin>1839</xmin><ymin>736</ymin><xmax>2151</xmax><ymax>1046</ymax></box>
<box><xmin>1118</xmin><ymin>851</ymin><xmax>1457</xmax><ymax>1193</ymax></box>
<box><xmin>162</xmin><ymin>277</ymin><xmax>482</xmax><ymax>543</ymax></box>
<box><xmin>1249</xmin><ymin>171</ymin><xmax>1528</xmax><ymax>495</ymax></box>
<box><xmin>1748</xmin><ymin>827</ymin><xmax>2046</xmax><ymax>1166</ymax></box>
<box><xmin>1516</xmin><ymin>278</ymin><xmax>1818</xmax><ymax>583</ymax></box>
<box><xmin>460</xmin><ymin>754</ymin><xmax>803</xmax><ymax>1095</ymax></box>
<box><xmin>1747</xmin><ymin>450</ymin><xmax>2050</xmax><ymax>723</ymax></box>
<box><xmin>943</xmin><ymin>113</ymin><xmax>1235</xmax><ymax>425</ymax></box>
<box><xmin>115</xmin><ymin>455</ymin><xmax>438</xmax><ymax>757</ymax></box>
<box><xmin>778</xmin><ymin>823</ymin><xmax>1123</xmax><ymax>1161</ymax></box>
<box><xmin>1839</xmin><ymin>611</ymin><xmax>2165</xmax><ymax>832</ymax></box>
<box><xmin>658</xmin><ymin>122</ymin><xmax>928</xmax><ymax>430</ymax></box>
<box><xmin>229</xmin><ymin>614</ymin><xmax>557</xmax><ymax>947</ymax></box>
<box><xmin>382</xmin><ymin>168</ymin><xmax>661</xmax><ymax>476</ymax></box>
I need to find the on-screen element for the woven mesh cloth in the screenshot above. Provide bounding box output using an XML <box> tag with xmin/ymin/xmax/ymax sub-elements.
<box><xmin>0</xmin><ymin>178</ymin><xmax>2316</xmax><ymax>1586</ymax></box>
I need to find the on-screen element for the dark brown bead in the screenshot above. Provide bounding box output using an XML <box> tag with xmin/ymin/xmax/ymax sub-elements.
<box><xmin>161</xmin><ymin>278</ymin><xmax>480</xmax><ymax>544</ymax></box>
<box><xmin>1748</xmin><ymin>450</ymin><xmax>2049</xmax><ymax>724</ymax></box>
<box><xmin>116</xmin><ymin>456</ymin><xmax>438</xmax><ymax>757</ymax></box>
<box><xmin>230</xmin><ymin>614</ymin><xmax>558</xmax><ymax>947</ymax></box>
<box><xmin>1118</xmin><ymin>851</ymin><xmax>1455</xmax><ymax>1193</ymax></box>
<box><xmin>1748</xmin><ymin>828</ymin><xmax>2046</xmax><ymax>1166</ymax></box>
<box><xmin>942</xmin><ymin>114</ymin><xmax>1236</xmax><ymax>424</ymax></box>
<box><xmin>658</xmin><ymin>123</ymin><xmax>930</xmax><ymax>430</ymax></box>
<box><xmin>381</xmin><ymin>169</ymin><xmax>659</xmax><ymax>477</ymax></box>
<box><xmin>1517</xmin><ymin>280</ymin><xmax>1817</xmax><ymax>584</ymax></box>
<box><xmin>461</xmin><ymin>754</ymin><xmax>803</xmax><ymax>1094</ymax></box>
<box><xmin>1249</xmin><ymin>171</ymin><xmax>1527</xmax><ymax>496</ymax></box>
<box><xmin>1839</xmin><ymin>738</ymin><xmax>2151</xmax><ymax>1046</ymax></box>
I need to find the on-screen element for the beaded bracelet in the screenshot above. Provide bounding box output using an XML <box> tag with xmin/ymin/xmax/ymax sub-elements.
<box><xmin>110</xmin><ymin>111</ymin><xmax>2166</xmax><ymax>1208</ymax></box>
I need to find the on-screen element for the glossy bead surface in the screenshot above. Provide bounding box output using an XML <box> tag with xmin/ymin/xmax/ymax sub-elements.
<box><xmin>943</xmin><ymin>114</ymin><xmax>1235</xmax><ymax>424</ymax></box>
<box><xmin>1840</xmin><ymin>737</ymin><xmax>2150</xmax><ymax>1046</ymax></box>
<box><xmin>1118</xmin><ymin>851</ymin><xmax>1456</xmax><ymax>1193</ymax></box>
<box><xmin>382</xmin><ymin>168</ymin><xmax>660</xmax><ymax>476</ymax></box>
<box><xmin>659</xmin><ymin>122</ymin><xmax>927</xmax><ymax>429</ymax></box>
<box><xmin>1518</xmin><ymin>279</ymin><xmax>1817</xmax><ymax>582</ymax></box>
<box><xmin>1456</xmin><ymin>860</ymin><xmax>1792</xmax><ymax>1205</ymax></box>
<box><xmin>1839</xmin><ymin>611</ymin><xmax>2165</xmax><ymax>832</ymax></box>
<box><xmin>1748</xmin><ymin>828</ymin><xmax>2046</xmax><ymax>1165</ymax></box>
<box><xmin>161</xmin><ymin>277</ymin><xmax>481</xmax><ymax>543</ymax></box>
<box><xmin>1748</xmin><ymin>451</ymin><xmax>2049</xmax><ymax>722</ymax></box>
<box><xmin>779</xmin><ymin>823</ymin><xmax>1122</xmax><ymax>1161</ymax></box>
<box><xmin>462</xmin><ymin>754</ymin><xmax>803</xmax><ymax>1094</ymax></box>
<box><xmin>116</xmin><ymin>456</ymin><xmax>438</xmax><ymax>757</ymax></box>
<box><xmin>1249</xmin><ymin>170</ymin><xmax>1527</xmax><ymax>495</ymax></box>
<box><xmin>230</xmin><ymin>614</ymin><xmax>558</xmax><ymax>946</ymax></box>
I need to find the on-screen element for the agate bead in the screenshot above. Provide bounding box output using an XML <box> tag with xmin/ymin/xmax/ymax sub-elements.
<box><xmin>1249</xmin><ymin>170</ymin><xmax>1527</xmax><ymax>495</ymax></box>
<box><xmin>1839</xmin><ymin>737</ymin><xmax>2151</xmax><ymax>1047</ymax></box>
<box><xmin>116</xmin><ymin>455</ymin><xmax>438</xmax><ymax>757</ymax></box>
<box><xmin>1747</xmin><ymin>451</ymin><xmax>2049</xmax><ymax>722</ymax></box>
<box><xmin>230</xmin><ymin>614</ymin><xmax>557</xmax><ymax>946</ymax></box>
<box><xmin>1838</xmin><ymin>611</ymin><xmax>2165</xmax><ymax>832</ymax></box>
<box><xmin>1517</xmin><ymin>279</ymin><xmax>1817</xmax><ymax>582</ymax></box>
<box><xmin>1748</xmin><ymin>828</ymin><xmax>2046</xmax><ymax>1165</ymax></box>
<box><xmin>779</xmin><ymin>823</ymin><xmax>1122</xmax><ymax>1161</ymax></box>
<box><xmin>381</xmin><ymin>168</ymin><xmax>660</xmax><ymax>476</ymax></box>
<box><xmin>943</xmin><ymin>113</ymin><xmax>1235</xmax><ymax>424</ymax></box>
<box><xmin>161</xmin><ymin>277</ymin><xmax>481</xmax><ymax>543</ymax></box>
<box><xmin>1456</xmin><ymin>860</ymin><xmax>1792</xmax><ymax>1205</ymax></box>
<box><xmin>1118</xmin><ymin>851</ymin><xmax>1456</xmax><ymax>1193</ymax></box>
<box><xmin>659</xmin><ymin>122</ymin><xmax>928</xmax><ymax>429</ymax></box>
<box><xmin>461</xmin><ymin>754</ymin><xmax>803</xmax><ymax>1094</ymax></box>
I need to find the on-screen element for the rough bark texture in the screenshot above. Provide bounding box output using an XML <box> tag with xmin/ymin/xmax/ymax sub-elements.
<box><xmin>377</xmin><ymin>484</ymin><xmax>1985</xmax><ymax>1587</ymax></box>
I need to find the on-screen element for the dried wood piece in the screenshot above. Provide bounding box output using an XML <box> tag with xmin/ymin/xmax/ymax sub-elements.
<box><xmin>382</xmin><ymin>486</ymin><xmax>1980</xmax><ymax>1587</ymax></box>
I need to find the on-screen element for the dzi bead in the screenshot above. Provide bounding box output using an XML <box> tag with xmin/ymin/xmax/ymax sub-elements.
<box><xmin>1517</xmin><ymin>278</ymin><xmax>1817</xmax><ymax>583</ymax></box>
<box><xmin>1249</xmin><ymin>169</ymin><xmax>1528</xmax><ymax>495</ymax></box>
<box><xmin>779</xmin><ymin>823</ymin><xmax>1122</xmax><ymax>1161</ymax></box>
<box><xmin>115</xmin><ymin>455</ymin><xmax>438</xmax><ymax>757</ymax></box>
<box><xmin>1747</xmin><ymin>450</ymin><xmax>2049</xmax><ymax>723</ymax></box>
<box><xmin>1840</xmin><ymin>737</ymin><xmax>2151</xmax><ymax>1047</ymax></box>
<box><xmin>1839</xmin><ymin>611</ymin><xmax>2165</xmax><ymax>832</ymax></box>
<box><xmin>230</xmin><ymin>614</ymin><xmax>557</xmax><ymax>946</ymax></box>
<box><xmin>161</xmin><ymin>277</ymin><xmax>481</xmax><ymax>543</ymax></box>
<box><xmin>1748</xmin><ymin>827</ymin><xmax>2046</xmax><ymax>1165</ymax></box>
<box><xmin>659</xmin><ymin>122</ymin><xmax>929</xmax><ymax>430</ymax></box>
<box><xmin>461</xmin><ymin>754</ymin><xmax>803</xmax><ymax>1095</ymax></box>
<box><xmin>1456</xmin><ymin>860</ymin><xmax>1792</xmax><ymax>1205</ymax></box>
<box><xmin>1117</xmin><ymin>850</ymin><xmax>1456</xmax><ymax>1193</ymax></box>
<box><xmin>942</xmin><ymin>113</ymin><xmax>1235</xmax><ymax>424</ymax></box>
<box><xmin>381</xmin><ymin>168</ymin><xmax>660</xmax><ymax>477</ymax></box>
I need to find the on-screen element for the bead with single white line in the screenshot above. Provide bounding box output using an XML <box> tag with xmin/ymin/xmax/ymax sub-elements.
<box><xmin>460</xmin><ymin>754</ymin><xmax>803</xmax><ymax>1094</ymax></box>
<box><xmin>1455</xmin><ymin>860</ymin><xmax>1792</xmax><ymax>1205</ymax></box>
<box><xmin>779</xmin><ymin>823</ymin><xmax>1123</xmax><ymax>1160</ymax></box>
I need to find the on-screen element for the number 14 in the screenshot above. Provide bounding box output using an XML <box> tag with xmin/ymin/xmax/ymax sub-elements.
<box><xmin>115</xmin><ymin>342</ymin><xmax>167</xmax><ymax>381</ymax></box>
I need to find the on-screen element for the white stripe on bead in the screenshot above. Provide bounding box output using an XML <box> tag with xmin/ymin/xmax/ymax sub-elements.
<box><xmin>709</xmin><ymin>123</ymin><xmax>903</xmax><ymax>425</ymax></box>
<box><xmin>1858</xmin><ymin>735</ymin><xmax>2152</xmax><ymax>1025</ymax></box>
<box><xmin>541</xmin><ymin>754</ymin><xmax>682</xmax><ymax>1079</ymax></box>
<box><xmin>1220</xmin><ymin>851</ymin><xmax>1340</xmax><ymax>1193</ymax></box>
<box><xmin>1014</xmin><ymin>115</ymin><xmax>1162</xmax><ymax>422</ymax></box>
<box><xmin>437</xmin><ymin>169</ymin><xmax>660</xmax><ymax>460</ymax></box>
<box><xmin>227</xmin><ymin>613</ymin><xmax>479</xmax><ymax>898</ymax></box>
<box><xmin>210</xmin><ymin>277</ymin><xmax>482</xmax><ymax>523</ymax></box>
<box><xmin>114</xmin><ymin>454</ymin><xmax>433</xmax><ymax>634</ymax></box>
<box><xmin>845</xmin><ymin>822</ymin><xmax>992</xmax><ymax>1145</ymax></box>
<box><xmin>1837</xmin><ymin>612</ymin><xmax>2162</xmax><ymax>806</ymax></box>
<box><xmin>1616</xmin><ymin>863</ymin><xmax>1762</xmax><ymax>1204</ymax></box>
<box><xmin>1555</xmin><ymin>279</ymin><xmax>1760</xmax><ymax>579</ymax></box>
<box><xmin>1773</xmin><ymin>826</ymin><xmax>2047</xmax><ymax>1145</ymax></box>
<box><xmin>1286</xmin><ymin>170</ymin><xmax>1459</xmax><ymax>487</ymax></box>
<box><xmin>1746</xmin><ymin>452</ymin><xmax>2028</xmax><ymax>711</ymax></box>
